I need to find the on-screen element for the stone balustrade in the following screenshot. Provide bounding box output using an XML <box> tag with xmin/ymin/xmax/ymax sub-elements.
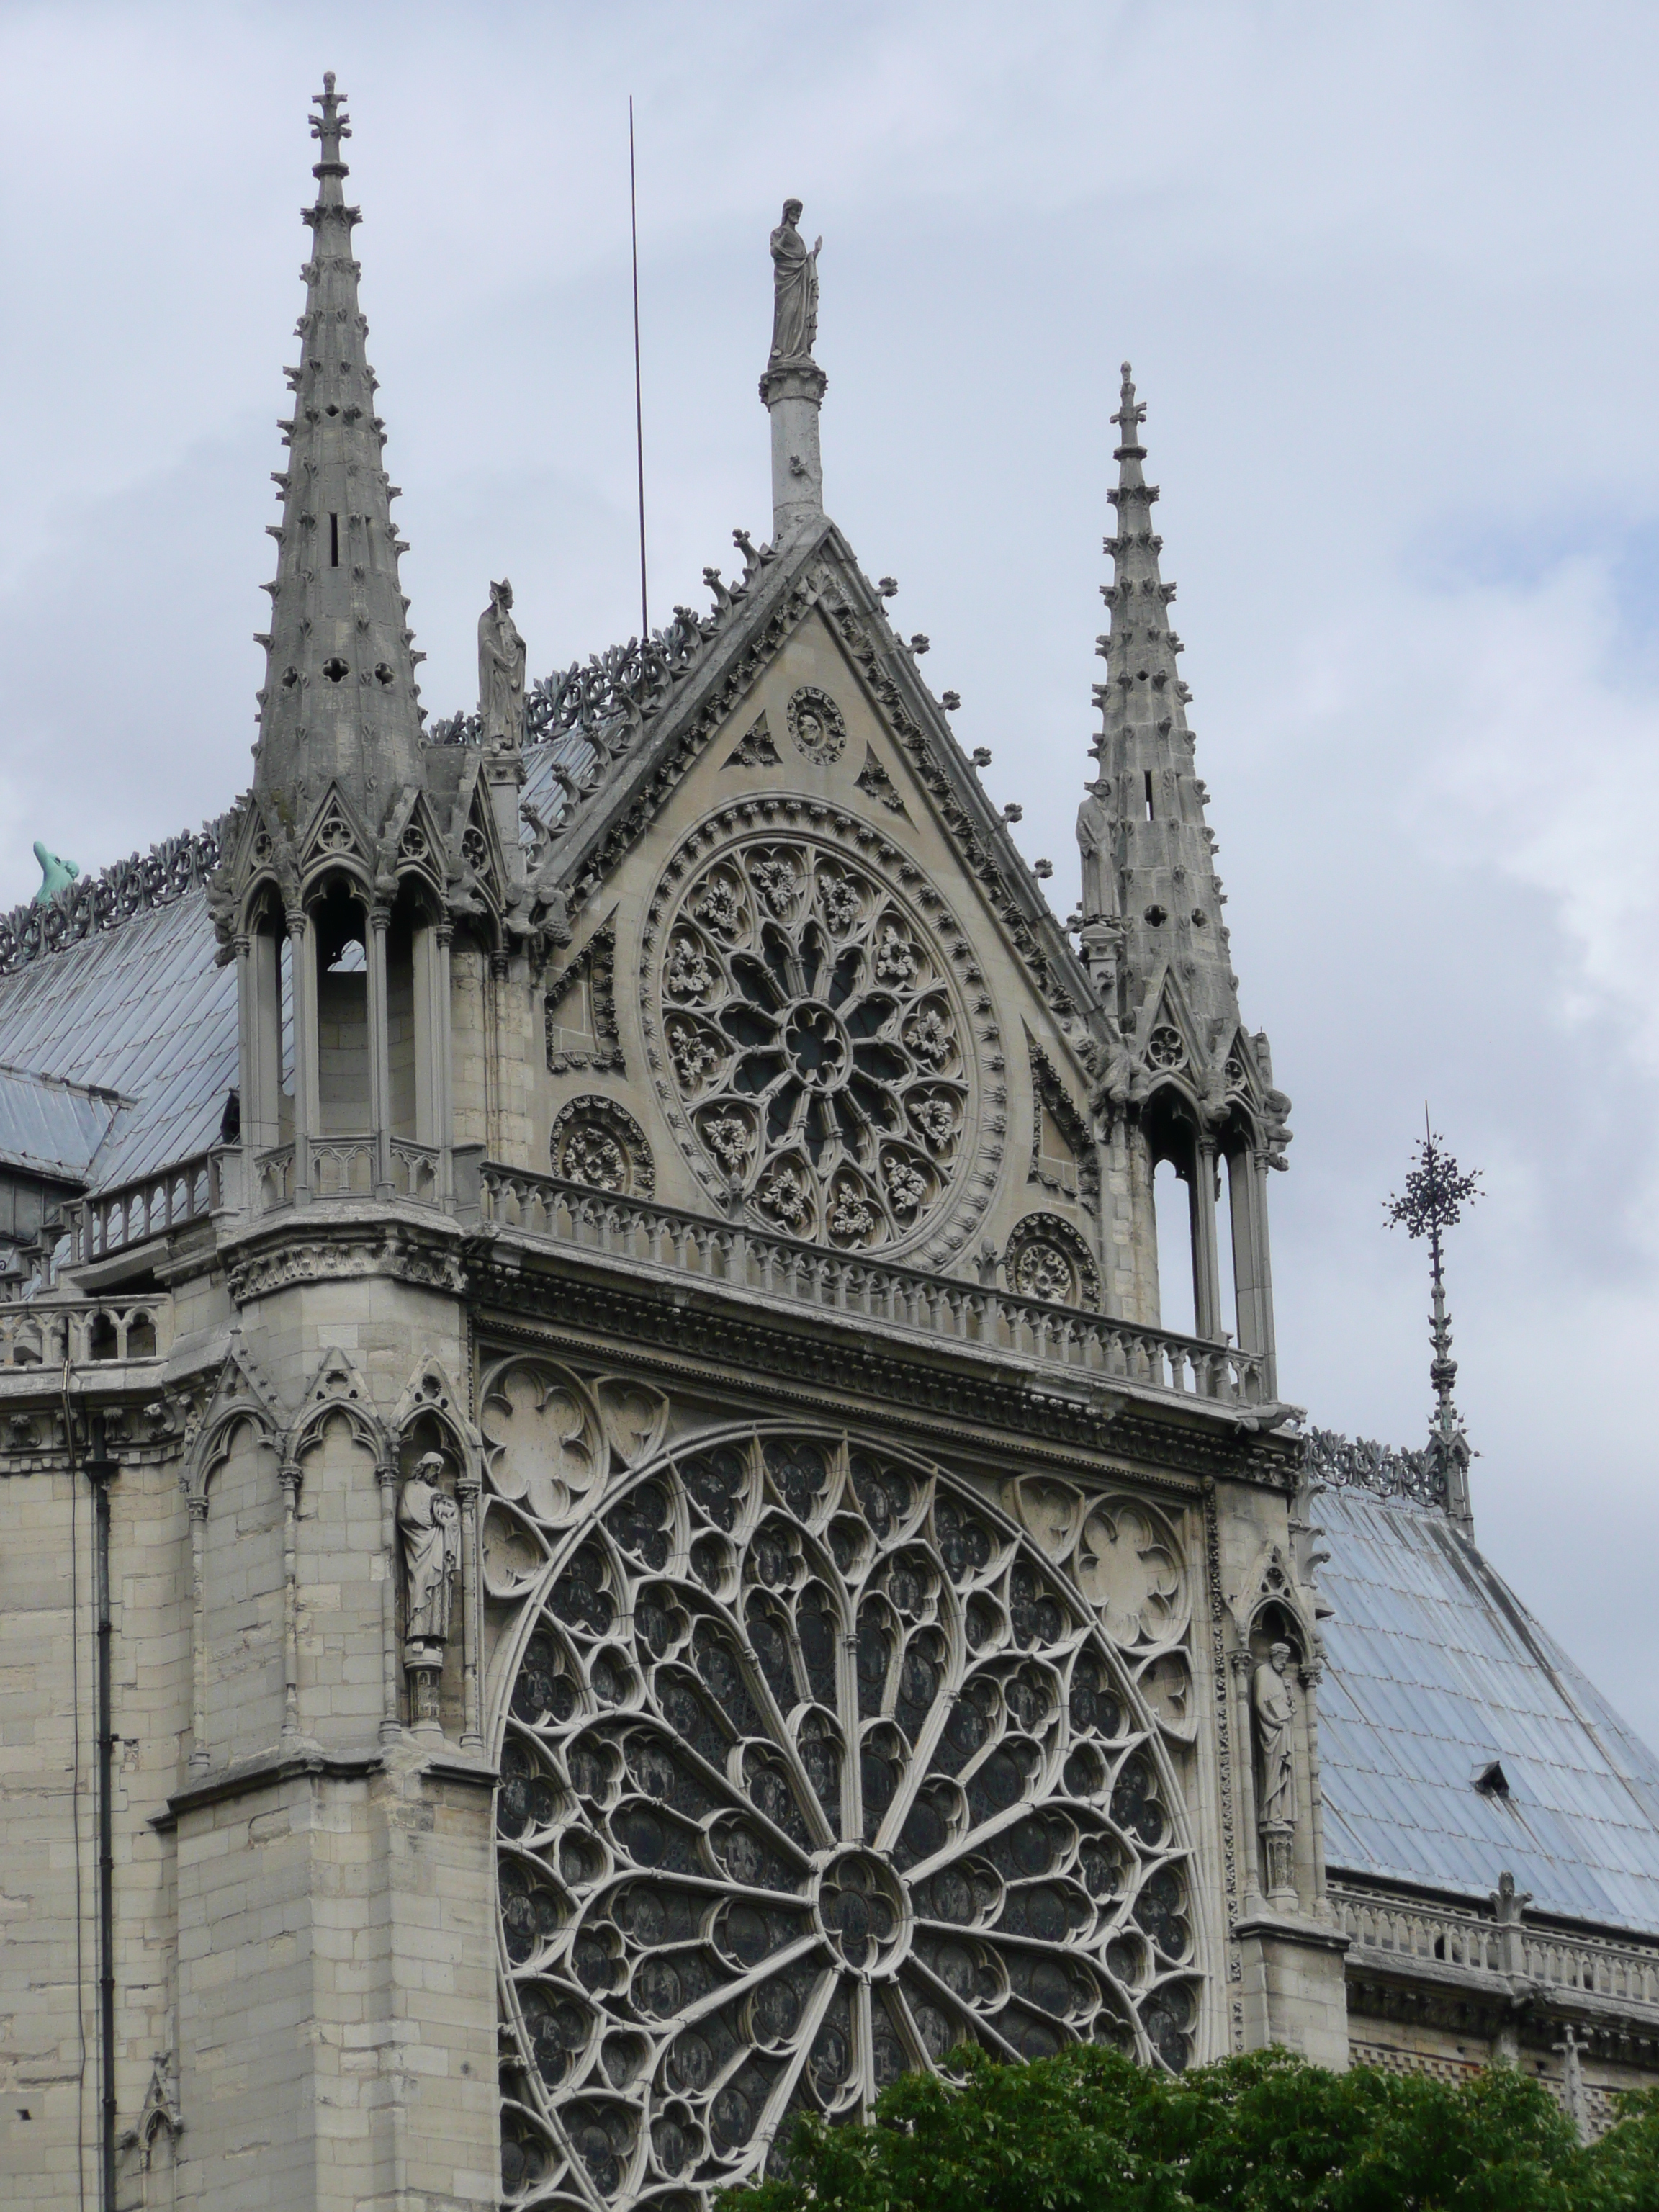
<box><xmin>256</xmin><ymin>1138</ymin><xmax>441</xmax><ymax>1210</ymax></box>
<box><xmin>0</xmin><ymin>1298</ymin><xmax>174</xmax><ymax>1370</ymax></box>
<box><xmin>1522</xmin><ymin>1927</ymin><xmax>1659</xmax><ymax>2008</ymax></box>
<box><xmin>1332</xmin><ymin>1882</ymin><xmax>1659</xmax><ymax>2006</ymax></box>
<box><xmin>475</xmin><ymin>1165</ymin><xmax>1269</xmax><ymax>1409</ymax></box>
<box><xmin>73</xmin><ymin>1151</ymin><xmax>222</xmax><ymax>1264</ymax></box>
<box><xmin>1331</xmin><ymin>1886</ymin><xmax>1503</xmax><ymax>1974</ymax></box>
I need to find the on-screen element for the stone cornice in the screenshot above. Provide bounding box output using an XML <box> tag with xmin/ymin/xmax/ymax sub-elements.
<box><xmin>466</xmin><ymin>1246</ymin><xmax>1299</xmax><ymax>1491</ymax></box>
<box><xmin>221</xmin><ymin>1212</ymin><xmax>469</xmax><ymax>1303</ymax></box>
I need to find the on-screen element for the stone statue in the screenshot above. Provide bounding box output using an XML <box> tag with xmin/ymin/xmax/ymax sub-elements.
<box><xmin>768</xmin><ymin>199</ymin><xmax>822</xmax><ymax>367</ymax></box>
<box><xmin>478</xmin><ymin>578</ymin><xmax>526</xmax><ymax>750</ymax></box>
<box><xmin>399</xmin><ymin>1452</ymin><xmax>461</xmax><ymax>1647</ymax></box>
<box><xmin>1076</xmin><ymin>781</ymin><xmax>1118</xmax><ymax>920</ymax></box>
<box><xmin>1252</xmin><ymin>1641</ymin><xmax>1298</xmax><ymax>1827</ymax></box>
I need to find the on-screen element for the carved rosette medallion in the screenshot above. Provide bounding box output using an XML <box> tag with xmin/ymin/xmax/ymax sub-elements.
<box><xmin>488</xmin><ymin>1424</ymin><xmax>1205</xmax><ymax>2206</ymax></box>
<box><xmin>551</xmin><ymin>1096</ymin><xmax>655</xmax><ymax>1200</ymax></box>
<box><xmin>1002</xmin><ymin>1213</ymin><xmax>1102</xmax><ymax>1311</ymax></box>
<box><xmin>785</xmin><ymin>685</ymin><xmax>846</xmax><ymax>764</ymax></box>
<box><xmin>644</xmin><ymin>811</ymin><xmax>1002</xmax><ymax>1262</ymax></box>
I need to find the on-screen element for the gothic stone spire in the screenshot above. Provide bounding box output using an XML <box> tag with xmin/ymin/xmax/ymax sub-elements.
<box><xmin>1084</xmin><ymin>364</ymin><xmax>1261</xmax><ymax>1115</ymax></box>
<box><xmin>253</xmin><ymin>75</ymin><xmax>426</xmax><ymax>831</ymax></box>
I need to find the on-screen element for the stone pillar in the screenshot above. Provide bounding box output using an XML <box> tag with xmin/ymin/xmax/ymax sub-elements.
<box><xmin>186</xmin><ymin>1495</ymin><xmax>210</xmax><ymax>1772</ymax></box>
<box><xmin>279</xmin><ymin>1459</ymin><xmax>302</xmax><ymax>1744</ymax></box>
<box><xmin>1300</xmin><ymin>1656</ymin><xmax>1331</xmax><ymax>1919</ymax></box>
<box><xmin>377</xmin><ymin>1455</ymin><xmax>402</xmax><ymax>1744</ymax></box>
<box><xmin>760</xmin><ymin>359</ymin><xmax>828</xmax><ymax>541</ymax></box>
<box><xmin>436</xmin><ymin>923</ymin><xmax>456</xmax><ymax>1205</ymax></box>
<box><xmin>236</xmin><ymin>926</ymin><xmax>284</xmax><ymax>1162</ymax></box>
<box><xmin>367</xmin><ymin>905</ymin><xmax>393</xmax><ymax>1199</ymax></box>
<box><xmin>458</xmin><ymin>1466</ymin><xmax>484</xmax><ymax>1755</ymax></box>
<box><xmin>1249</xmin><ymin>1148</ymin><xmax>1278</xmax><ymax>1397</ymax></box>
<box><xmin>287</xmin><ymin>913</ymin><xmax>315</xmax><ymax>1203</ymax></box>
<box><xmin>1192</xmin><ymin>1134</ymin><xmax>1223</xmax><ymax>1341</ymax></box>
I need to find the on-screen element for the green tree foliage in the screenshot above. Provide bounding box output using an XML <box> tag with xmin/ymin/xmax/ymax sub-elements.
<box><xmin>721</xmin><ymin>2046</ymin><xmax>1659</xmax><ymax>2212</ymax></box>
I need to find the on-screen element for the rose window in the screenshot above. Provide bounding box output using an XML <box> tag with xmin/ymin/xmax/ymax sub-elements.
<box><xmin>652</xmin><ymin>838</ymin><xmax>973</xmax><ymax>1250</ymax></box>
<box><xmin>494</xmin><ymin>1432</ymin><xmax>1201</xmax><ymax>2208</ymax></box>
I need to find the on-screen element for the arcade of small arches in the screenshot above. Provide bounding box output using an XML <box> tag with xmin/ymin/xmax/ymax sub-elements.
<box><xmin>232</xmin><ymin>860</ymin><xmax>462</xmax><ymax>1209</ymax></box>
<box><xmin>1138</xmin><ymin>1068</ymin><xmax>1274</xmax><ymax>1362</ymax></box>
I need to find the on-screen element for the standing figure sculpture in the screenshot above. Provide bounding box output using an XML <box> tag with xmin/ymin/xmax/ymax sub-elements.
<box><xmin>400</xmin><ymin>1451</ymin><xmax>461</xmax><ymax>1725</ymax></box>
<box><xmin>768</xmin><ymin>199</ymin><xmax>822</xmax><ymax>367</ymax></box>
<box><xmin>1252</xmin><ymin>1640</ymin><xmax>1298</xmax><ymax>1902</ymax></box>
<box><xmin>1076</xmin><ymin>780</ymin><xmax>1118</xmax><ymax>921</ymax></box>
<box><xmin>478</xmin><ymin>578</ymin><xmax>527</xmax><ymax>750</ymax></box>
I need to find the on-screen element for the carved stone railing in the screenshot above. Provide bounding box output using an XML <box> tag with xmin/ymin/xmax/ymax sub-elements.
<box><xmin>1331</xmin><ymin>1886</ymin><xmax>1504</xmax><ymax>1975</ymax></box>
<box><xmin>391</xmin><ymin>1139</ymin><xmax>441</xmax><ymax>1204</ymax></box>
<box><xmin>0</xmin><ymin>1297</ymin><xmax>174</xmax><ymax>1370</ymax></box>
<box><xmin>1332</xmin><ymin>1882</ymin><xmax>1659</xmax><ymax>2008</ymax></box>
<box><xmin>1305</xmin><ymin>1427</ymin><xmax>1447</xmax><ymax>1511</ymax></box>
<box><xmin>475</xmin><ymin>1166</ymin><xmax>1269</xmax><ymax>1408</ymax></box>
<box><xmin>73</xmin><ymin>1152</ymin><xmax>222</xmax><ymax>1265</ymax></box>
<box><xmin>310</xmin><ymin>1139</ymin><xmax>376</xmax><ymax>1200</ymax></box>
<box><xmin>257</xmin><ymin>1143</ymin><xmax>295</xmax><ymax>1211</ymax></box>
<box><xmin>1521</xmin><ymin>1927</ymin><xmax>1659</xmax><ymax>2008</ymax></box>
<box><xmin>253</xmin><ymin>1137</ymin><xmax>442</xmax><ymax>1211</ymax></box>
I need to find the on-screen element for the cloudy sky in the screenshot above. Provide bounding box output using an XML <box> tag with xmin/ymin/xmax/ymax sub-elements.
<box><xmin>4</xmin><ymin>2</ymin><xmax>1658</xmax><ymax>1745</ymax></box>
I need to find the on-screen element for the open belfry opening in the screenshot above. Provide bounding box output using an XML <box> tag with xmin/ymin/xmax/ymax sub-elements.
<box><xmin>0</xmin><ymin>70</ymin><xmax>1655</xmax><ymax>2212</ymax></box>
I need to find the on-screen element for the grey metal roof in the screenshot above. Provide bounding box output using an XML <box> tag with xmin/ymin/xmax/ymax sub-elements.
<box><xmin>0</xmin><ymin>1064</ymin><xmax>124</xmax><ymax>1179</ymax></box>
<box><xmin>0</xmin><ymin>888</ymin><xmax>236</xmax><ymax>1194</ymax></box>
<box><xmin>1317</xmin><ymin>1481</ymin><xmax>1659</xmax><ymax>1935</ymax></box>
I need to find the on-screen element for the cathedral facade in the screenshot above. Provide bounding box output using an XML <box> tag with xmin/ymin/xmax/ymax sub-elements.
<box><xmin>3</xmin><ymin>81</ymin><xmax>1658</xmax><ymax>2211</ymax></box>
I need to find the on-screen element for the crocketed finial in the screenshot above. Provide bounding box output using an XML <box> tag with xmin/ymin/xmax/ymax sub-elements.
<box><xmin>310</xmin><ymin>72</ymin><xmax>351</xmax><ymax>181</ymax></box>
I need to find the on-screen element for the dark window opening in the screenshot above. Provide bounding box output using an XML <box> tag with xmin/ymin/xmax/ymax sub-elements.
<box><xmin>329</xmin><ymin>513</ymin><xmax>340</xmax><ymax>566</ymax></box>
<box><xmin>1144</xmin><ymin>770</ymin><xmax>1154</xmax><ymax>819</ymax></box>
<box><xmin>322</xmin><ymin>657</ymin><xmax>349</xmax><ymax>683</ymax></box>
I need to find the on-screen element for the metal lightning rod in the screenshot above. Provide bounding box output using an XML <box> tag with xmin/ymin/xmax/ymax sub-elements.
<box><xmin>629</xmin><ymin>96</ymin><xmax>649</xmax><ymax>639</ymax></box>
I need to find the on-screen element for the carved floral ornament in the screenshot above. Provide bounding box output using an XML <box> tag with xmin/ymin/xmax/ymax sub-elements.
<box><xmin>551</xmin><ymin>1096</ymin><xmax>656</xmax><ymax>1200</ymax></box>
<box><xmin>479</xmin><ymin>1368</ymin><xmax>1205</xmax><ymax>2208</ymax></box>
<box><xmin>1002</xmin><ymin>1213</ymin><xmax>1102</xmax><ymax>1312</ymax></box>
<box><xmin>644</xmin><ymin>814</ymin><xmax>1003</xmax><ymax>1262</ymax></box>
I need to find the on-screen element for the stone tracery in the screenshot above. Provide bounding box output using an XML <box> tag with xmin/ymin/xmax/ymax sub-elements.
<box><xmin>652</xmin><ymin>835</ymin><xmax>976</xmax><ymax>1251</ymax></box>
<box><xmin>490</xmin><ymin>1424</ymin><xmax>1202</xmax><ymax>2208</ymax></box>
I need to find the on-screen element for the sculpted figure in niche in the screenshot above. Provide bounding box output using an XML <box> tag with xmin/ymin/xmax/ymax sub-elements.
<box><xmin>768</xmin><ymin>199</ymin><xmax>822</xmax><ymax>366</ymax></box>
<box><xmin>400</xmin><ymin>1451</ymin><xmax>461</xmax><ymax>1647</ymax></box>
<box><xmin>478</xmin><ymin>577</ymin><xmax>527</xmax><ymax>749</ymax></box>
<box><xmin>1252</xmin><ymin>1640</ymin><xmax>1298</xmax><ymax>1827</ymax></box>
<box><xmin>1076</xmin><ymin>781</ymin><xmax>1118</xmax><ymax>920</ymax></box>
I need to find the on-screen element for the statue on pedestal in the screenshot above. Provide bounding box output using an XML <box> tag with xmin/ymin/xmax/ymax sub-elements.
<box><xmin>1253</xmin><ymin>1640</ymin><xmax>1298</xmax><ymax>1902</ymax></box>
<box><xmin>478</xmin><ymin>578</ymin><xmax>527</xmax><ymax>750</ymax></box>
<box><xmin>399</xmin><ymin>1451</ymin><xmax>460</xmax><ymax>1726</ymax></box>
<box><xmin>768</xmin><ymin>199</ymin><xmax>822</xmax><ymax>367</ymax></box>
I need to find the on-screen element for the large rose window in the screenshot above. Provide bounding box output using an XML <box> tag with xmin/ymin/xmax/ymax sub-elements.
<box><xmin>493</xmin><ymin>1429</ymin><xmax>1202</xmax><ymax>2210</ymax></box>
<box><xmin>647</xmin><ymin>831</ymin><xmax>978</xmax><ymax>1252</ymax></box>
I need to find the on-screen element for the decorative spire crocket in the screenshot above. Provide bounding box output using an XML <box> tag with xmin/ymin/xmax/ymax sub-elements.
<box><xmin>251</xmin><ymin>74</ymin><xmax>426</xmax><ymax>832</ymax></box>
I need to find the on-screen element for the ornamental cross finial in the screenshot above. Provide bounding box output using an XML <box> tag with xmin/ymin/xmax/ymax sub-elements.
<box><xmin>1111</xmin><ymin>361</ymin><xmax>1146</xmax><ymax>439</ymax></box>
<box><xmin>310</xmin><ymin>72</ymin><xmax>351</xmax><ymax>171</ymax></box>
<box><xmin>1387</xmin><ymin>1111</ymin><xmax>1483</xmax><ymax>1527</ymax></box>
